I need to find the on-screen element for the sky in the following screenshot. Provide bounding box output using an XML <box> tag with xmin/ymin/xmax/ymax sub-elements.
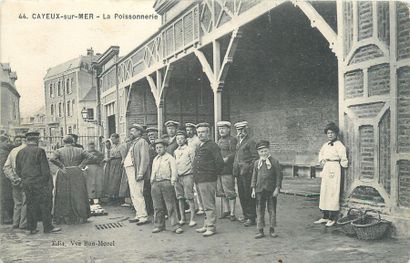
<box><xmin>0</xmin><ymin>0</ymin><xmax>161</xmax><ymax>117</ymax></box>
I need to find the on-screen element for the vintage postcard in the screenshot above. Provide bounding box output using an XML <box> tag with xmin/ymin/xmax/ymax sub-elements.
<box><xmin>1</xmin><ymin>0</ymin><xmax>410</xmax><ymax>262</ymax></box>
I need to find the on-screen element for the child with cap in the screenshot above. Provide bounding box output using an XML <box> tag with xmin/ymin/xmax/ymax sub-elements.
<box><xmin>251</xmin><ymin>140</ymin><xmax>282</xmax><ymax>239</ymax></box>
<box><xmin>150</xmin><ymin>139</ymin><xmax>183</xmax><ymax>234</ymax></box>
<box><xmin>174</xmin><ymin>130</ymin><xmax>197</xmax><ymax>227</ymax></box>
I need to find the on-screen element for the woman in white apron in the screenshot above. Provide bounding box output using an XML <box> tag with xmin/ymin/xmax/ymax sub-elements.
<box><xmin>314</xmin><ymin>122</ymin><xmax>348</xmax><ymax>227</ymax></box>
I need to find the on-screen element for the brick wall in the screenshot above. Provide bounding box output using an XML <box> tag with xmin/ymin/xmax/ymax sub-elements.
<box><xmin>399</xmin><ymin>160</ymin><xmax>410</xmax><ymax>208</ymax></box>
<box><xmin>359</xmin><ymin>125</ymin><xmax>375</xmax><ymax>179</ymax></box>
<box><xmin>358</xmin><ymin>1</ymin><xmax>373</xmax><ymax>41</ymax></box>
<box><xmin>344</xmin><ymin>70</ymin><xmax>364</xmax><ymax>98</ymax></box>
<box><xmin>224</xmin><ymin>8</ymin><xmax>338</xmax><ymax>164</ymax></box>
<box><xmin>397</xmin><ymin>2</ymin><xmax>410</xmax><ymax>60</ymax></box>
<box><xmin>397</xmin><ymin>66</ymin><xmax>410</xmax><ymax>153</ymax></box>
<box><xmin>349</xmin><ymin>102</ymin><xmax>385</xmax><ymax>118</ymax></box>
<box><xmin>368</xmin><ymin>64</ymin><xmax>390</xmax><ymax>96</ymax></box>
<box><xmin>377</xmin><ymin>1</ymin><xmax>390</xmax><ymax>47</ymax></box>
<box><xmin>349</xmin><ymin>45</ymin><xmax>384</xmax><ymax>65</ymax></box>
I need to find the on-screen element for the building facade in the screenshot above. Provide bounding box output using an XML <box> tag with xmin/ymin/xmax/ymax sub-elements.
<box><xmin>0</xmin><ymin>63</ymin><xmax>20</xmax><ymax>136</ymax></box>
<box><xmin>44</xmin><ymin>49</ymin><xmax>101</xmax><ymax>137</ymax></box>
<box><xmin>96</xmin><ymin>0</ymin><xmax>410</xmax><ymax>232</ymax></box>
<box><xmin>19</xmin><ymin>106</ymin><xmax>47</xmax><ymax>137</ymax></box>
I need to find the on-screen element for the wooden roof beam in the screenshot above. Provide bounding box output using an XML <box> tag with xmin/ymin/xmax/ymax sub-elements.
<box><xmin>293</xmin><ymin>1</ymin><xmax>338</xmax><ymax>56</ymax></box>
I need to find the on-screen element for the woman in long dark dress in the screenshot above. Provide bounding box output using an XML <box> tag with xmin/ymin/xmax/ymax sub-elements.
<box><xmin>84</xmin><ymin>142</ymin><xmax>104</xmax><ymax>203</ymax></box>
<box><xmin>118</xmin><ymin>137</ymin><xmax>131</xmax><ymax>206</ymax></box>
<box><xmin>103</xmin><ymin>135</ymin><xmax>123</xmax><ymax>199</ymax></box>
<box><xmin>50</xmin><ymin>136</ymin><xmax>95</xmax><ymax>225</ymax></box>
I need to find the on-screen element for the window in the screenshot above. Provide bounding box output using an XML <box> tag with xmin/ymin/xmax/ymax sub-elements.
<box><xmin>49</xmin><ymin>84</ymin><xmax>53</xmax><ymax>98</ymax></box>
<box><xmin>58</xmin><ymin>102</ymin><xmax>62</xmax><ymax>117</ymax></box>
<box><xmin>60</xmin><ymin>127</ymin><xmax>64</xmax><ymax>136</ymax></box>
<box><xmin>68</xmin><ymin>126</ymin><xmax>72</xmax><ymax>134</ymax></box>
<box><xmin>50</xmin><ymin>104</ymin><xmax>54</xmax><ymax>116</ymax></box>
<box><xmin>66</xmin><ymin>78</ymin><xmax>72</xmax><ymax>94</ymax></box>
<box><xmin>57</xmin><ymin>81</ymin><xmax>62</xmax><ymax>96</ymax></box>
<box><xmin>71</xmin><ymin>78</ymin><xmax>74</xmax><ymax>89</ymax></box>
<box><xmin>66</xmin><ymin>100</ymin><xmax>71</xmax><ymax>116</ymax></box>
<box><xmin>87</xmin><ymin>108</ymin><xmax>94</xmax><ymax>120</ymax></box>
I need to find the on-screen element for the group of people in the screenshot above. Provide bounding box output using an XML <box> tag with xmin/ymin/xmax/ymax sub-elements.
<box><xmin>106</xmin><ymin>119</ymin><xmax>284</xmax><ymax>238</ymax></box>
<box><xmin>0</xmin><ymin>120</ymin><xmax>348</xmax><ymax>239</ymax></box>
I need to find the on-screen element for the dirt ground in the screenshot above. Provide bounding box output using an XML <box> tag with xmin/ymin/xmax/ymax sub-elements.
<box><xmin>1</xmin><ymin>194</ymin><xmax>409</xmax><ymax>263</ymax></box>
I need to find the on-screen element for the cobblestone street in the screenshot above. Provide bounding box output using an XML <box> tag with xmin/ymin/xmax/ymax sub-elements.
<box><xmin>1</xmin><ymin>194</ymin><xmax>409</xmax><ymax>263</ymax></box>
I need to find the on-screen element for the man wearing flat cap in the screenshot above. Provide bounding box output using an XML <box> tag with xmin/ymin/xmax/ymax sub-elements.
<box><xmin>192</xmin><ymin>122</ymin><xmax>224</xmax><ymax>237</ymax></box>
<box><xmin>251</xmin><ymin>140</ymin><xmax>282</xmax><ymax>238</ymax></box>
<box><xmin>150</xmin><ymin>138</ymin><xmax>183</xmax><ymax>234</ymax></box>
<box><xmin>3</xmin><ymin>135</ymin><xmax>27</xmax><ymax>229</ymax></box>
<box><xmin>164</xmin><ymin>120</ymin><xmax>180</xmax><ymax>155</ymax></box>
<box><xmin>233</xmin><ymin>121</ymin><xmax>259</xmax><ymax>227</ymax></box>
<box><xmin>123</xmin><ymin>124</ymin><xmax>150</xmax><ymax>225</ymax></box>
<box><xmin>216</xmin><ymin>121</ymin><xmax>238</xmax><ymax>221</ymax></box>
<box><xmin>15</xmin><ymin>132</ymin><xmax>61</xmax><ymax>234</ymax></box>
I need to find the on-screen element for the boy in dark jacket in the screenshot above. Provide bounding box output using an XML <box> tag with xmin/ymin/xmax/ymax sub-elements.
<box><xmin>251</xmin><ymin>140</ymin><xmax>282</xmax><ymax>239</ymax></box>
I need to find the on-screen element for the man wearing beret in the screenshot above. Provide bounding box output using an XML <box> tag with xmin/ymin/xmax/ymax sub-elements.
<box><xmin>216</xmin><ymin>121</ymin><xmax>238</xmax><ymax>221</ymax></box>
<box><xmin>193</xmin><ymin>122</ymin><xmax>224</xmax><ymax>237</ymax></box>
<box><xmin>233</xmin><ymin>121</ymin><xmax>259</xmax><ymax>227</ymax></box>
<box><xmin>15</xmin><ymin>132</ymin><xmax>61</xmax><ymax>234</ymax></box>
<box><xmin>164</xmin><ymin>120</ymin><xmax>179</xmax><ymax>155</ymax></box>
<box><xmin>123</xmin><ymin>124</ymin><xmax>150</xmax><ymax>225</ymax></box>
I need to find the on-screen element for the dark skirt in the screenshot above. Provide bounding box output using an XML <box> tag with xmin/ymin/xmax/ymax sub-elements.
<box><xmin>118</xmin><ymin>169</ymin><xmax>130</xmax><ymax>198</ymax></box>
<box><xmin>84</xmin><ymin>164</ymin><xmax>104</xmax><ymax>199</ymax></box>
<box><xmin>103</xmin><ymin>158</ymin><xmax>122</xmax><ymax>198</ymax></box>
<box><xmin>54</xmin><ymin>167</ymin><xmax>90</xmax><ymax>224</ymax></box>
<box><xmin>0</xmin><ymin>171</ymin><xmax>14</xmax><ymax>224</ymax></box>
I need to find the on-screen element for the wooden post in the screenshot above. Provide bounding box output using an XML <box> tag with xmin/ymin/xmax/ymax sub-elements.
<box><xmin>156</xmin><ymin>69</ymin><xmax>164</xmax><ymax>136</ymax></box>
<box><xmin>213</xmin><ymin>86</ymin><xmax>223</xmax><ymax>141</ymax></box>
<box><xmin>157</xmin><ymin>99</ymin><xmax>164</xmax><ymax>137</ymax></box>
<box><xmin>213</xmin><ymin>40</ymin><xmax>221</xmax><ymax>142</ymax></box>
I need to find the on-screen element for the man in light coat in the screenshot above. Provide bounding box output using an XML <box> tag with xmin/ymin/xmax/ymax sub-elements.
<box><xmin>124</xmin><ymin>124</ymin><xmax>150</xmax><ymax>225</ymax></box>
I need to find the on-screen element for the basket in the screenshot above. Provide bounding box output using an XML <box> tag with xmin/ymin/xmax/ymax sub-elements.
<box><xmin>336</xmin><ymin>208</ymin><xmax>362</xmax><ymax>236</ymax></box>
<box><xmin>351</xmin><ymin>210</ymin><xmax>391</xmax><ymax>240</ymax></box>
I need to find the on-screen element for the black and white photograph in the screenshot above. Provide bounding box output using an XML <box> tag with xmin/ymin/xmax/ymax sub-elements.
<box><xmin>0</xmin><ymin>0</ymin><xmax>410</xmax><ymax>262</ymax></box>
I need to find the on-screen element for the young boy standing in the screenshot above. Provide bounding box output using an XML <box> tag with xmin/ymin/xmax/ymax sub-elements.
<box><xmin>251</xmin><ymin>140</ymin><xmax>282</xmax><ymax>239</ymax></box>
<box><xmin>150</xmin><ymin>139</ymin><xmax>183</xmax><ymax>234</ymax></box>
<box><xmin>174</xmin><ymin>130</ymin><xmax>197</xmax><ymax>227</ymax></box>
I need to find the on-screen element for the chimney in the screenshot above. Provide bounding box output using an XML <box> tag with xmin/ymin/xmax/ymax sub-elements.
<box><xmin>87</xmin><ymin>48</ymin><xmax>94</xmax><ymax>56</ymax></box>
